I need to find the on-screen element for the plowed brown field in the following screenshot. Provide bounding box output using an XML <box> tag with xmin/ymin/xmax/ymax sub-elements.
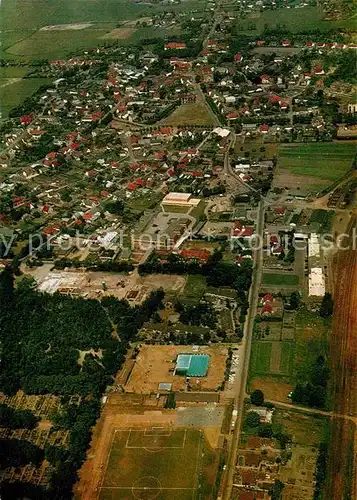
<box><xmin>326</xmin><ymin>221</ymin><xmax>357</xmax><ymax>499</ymax></box>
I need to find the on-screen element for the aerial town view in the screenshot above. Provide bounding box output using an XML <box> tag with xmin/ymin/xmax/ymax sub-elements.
<box><xmin>0</xmin><ymin>0</ymin><xmax>356</xmax><ymax>499</ymax></box>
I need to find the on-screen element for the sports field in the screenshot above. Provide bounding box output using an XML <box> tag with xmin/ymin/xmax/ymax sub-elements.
<box><xmin>99</xmin><ymin>427</ymin><xmax>203</xmax><ymax>499</ymax></box>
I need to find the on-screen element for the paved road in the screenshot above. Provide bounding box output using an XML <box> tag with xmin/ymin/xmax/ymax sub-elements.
<box><xmin>222</xmin><ymin>197</ymin><xmax>265</xmax><ymax>500</ymax></box>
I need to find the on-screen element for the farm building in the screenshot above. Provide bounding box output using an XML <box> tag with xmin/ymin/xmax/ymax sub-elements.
<box><xmin>174</xmin><ymin>354</ymin><xmax>210</xmax><ymax>377</ymax></box>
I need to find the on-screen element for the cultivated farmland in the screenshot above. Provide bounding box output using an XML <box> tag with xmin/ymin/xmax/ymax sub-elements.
<box><xmin>236</xmin><ymin>6</ymin><xmax>355</xmax><ymax>35</ymax></box>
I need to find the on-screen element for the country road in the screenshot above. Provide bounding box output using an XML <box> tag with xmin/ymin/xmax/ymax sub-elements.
<box><xmin>222</xmin><ymin>196</ymin><xmax>265</xmax><ymax>500</ymax></box>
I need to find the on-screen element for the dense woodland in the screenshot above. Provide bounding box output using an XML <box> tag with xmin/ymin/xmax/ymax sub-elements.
<box><xmin>0</xmin><ymin>266</ymin><xmax>165</xmax><ymax>498</ymax></box>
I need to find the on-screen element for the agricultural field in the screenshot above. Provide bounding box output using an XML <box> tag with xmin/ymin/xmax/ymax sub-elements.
<box><xmin>5</xmin><ymin>28</ymin><xmax>113</xmax><ymax>60</ymax></box>
<box><xmin>99</xmin><ymin>428</ymin><xmax>205</xmax><ymax>499</ymax></box>
<box><xmin>262</xmin><ymin>273</ymin><xmax>299</xmax><ymax>286</ymax></box>
<box><xmin>274</xmin><ymin>142</ymin><xmax>356</xmax><ymax>195</ymax></box>
<box><xmin>236</xmin><ymin>6</ymin><xmax>355</xmax><ymax>35</ymax></box>
<box><xmin>162</xmin><ymin>102</ymin><xmax>216</xmax><ymax>126</ymax></box>
<box><xmin>249</xmin><ymin>341</ymin><xmax>294</xmax><ymax>378</ymax></box>
<box><xmin>0</xmin><ymin>0</ymin><xmax>204</xmax><ymax>61</ymax></box>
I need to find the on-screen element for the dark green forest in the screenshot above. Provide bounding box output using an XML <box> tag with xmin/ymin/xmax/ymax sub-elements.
<box><xmin>0</xmin><ymin>266</ymin><xmax>164</xmax><ymax>499</ymax></box>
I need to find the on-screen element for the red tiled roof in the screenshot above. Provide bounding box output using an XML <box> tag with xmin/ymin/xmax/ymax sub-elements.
<box><xmin>165</xmin><ymin>42</ymin><xmax>187</xmax><ymax>50</ymax></box>
<box><xmin>180</xmin><ymin>249</ymin><xmax>210</xmax><ymax>262</ymax></box>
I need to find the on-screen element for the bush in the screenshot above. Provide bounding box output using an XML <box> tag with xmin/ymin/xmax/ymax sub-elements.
<box><xmin>245</xmin><ymin>411</ymin><xmax>261</xmax><ymax>428</ymax></box>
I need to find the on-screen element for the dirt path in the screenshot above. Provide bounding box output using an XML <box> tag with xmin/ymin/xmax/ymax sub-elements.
<box><xmin>326</xmin><ymin>217</ymin><xmax>357</xmax><ymax>500</ymax></box>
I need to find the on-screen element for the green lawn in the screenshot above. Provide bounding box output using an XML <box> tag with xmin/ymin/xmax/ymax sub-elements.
<box><xmin>278</xmin><ymin>143</ymin><xmax>356</xmax><ymax>182</ymax></box>
<box><xmin>279</xmin><ymin>342</ymin><xmax>295</xmax><ymax>376</ymax></box>
<box><xmin>181</xmin><ymin>275</ymin><xmax>207</xmax><ymax>303</ymax></box>
<box><xmin>219</xmin><ymin>308</ymin><xmax>234</xmax><ymax>331</ymax></box>
<box><xmin>262</xmin><ymin>273</ymin><xmax>299</xmax><ymax>286</ymax></box>
<box><xmin>250</xmin><ymin>342</ymin><xmax>272</xmax><ymax>376</ymax></box>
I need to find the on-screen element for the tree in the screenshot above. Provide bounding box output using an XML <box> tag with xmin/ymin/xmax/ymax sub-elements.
<box><xmin>320</xmin><ymin>292</ymin><xmax>333</xmax><ymax>317</ymax></box>
<box><xmin>245</xmin><ymin>411</ymin><xmax>261</xmax><ymax>428</ymax></box>
<box><xmin>289</xmin><ymin>291</ymin><xmax>300</xmax><ymax>310</ymax></box>
<box><xmin>250</xmin><ymin>389</ymin><xmax>264</xmax><ymax>406</ymax></box>
<box><xmin>258</xmin><ymin>423</ymin><xmax>274</xmax><ymax>438</ymax></box>
<box><xmin>269</xmin><ymin>479</ymin><xmax>285</xmax><ymax>500</ymax></box>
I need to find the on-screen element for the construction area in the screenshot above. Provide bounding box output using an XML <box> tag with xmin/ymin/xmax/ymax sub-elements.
<box><xmin>26</xmin><ymin>265</ymin><xmax>186</xmax><ymax>304</ymax></box>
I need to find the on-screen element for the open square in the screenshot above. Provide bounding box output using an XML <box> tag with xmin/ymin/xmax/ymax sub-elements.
<box><xmin>99</xmin><ymin>427</ymin><xmax>203</xmax><ymax>499</ymax></box>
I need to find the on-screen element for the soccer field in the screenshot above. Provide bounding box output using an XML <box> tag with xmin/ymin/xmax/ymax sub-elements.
<box><xmin>99</xmin><ymin>428</ymin><xmax>203</xmax><ymax>500</ymax></box>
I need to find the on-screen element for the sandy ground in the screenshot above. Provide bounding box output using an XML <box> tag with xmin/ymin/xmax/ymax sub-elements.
<box><xmin>272</xmin><ymin>169</ymin><xmax>329</xmax><ymax>195</ymax></box>
<box><xmin>102</xmin><ymin>27</ymin><xmax>136</xmax><ymax>39</ymax></box>
<box><xmin>40</xmin><ymin>23</ymin><xmax>93</xmax><ymax>31</ymax></box>
<box><xmin>75</xmin><ymin>396</ymin><xmax>175</xmax><ymax>500</ymax></box>
<box><xmin>24</xmin><ymin>267</ymin><xmax>186</xmax><ymax>304</ymax></box>
<box><xmin>326</xmin><ymin>217</ymin><xmax>357</xmax><ymax>500</ymax></box>
<box><xmin>125</xmin><ymin>344</ymin><xmax>228</xmax><ymax>393</ymax></box>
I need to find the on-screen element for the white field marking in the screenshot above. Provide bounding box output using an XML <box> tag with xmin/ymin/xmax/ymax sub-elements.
<box><xmin>100</xmin><ymin>487</ymin><xmax>196</xmax><ymax>490</ymax></box>
<box><xmin>126</xmin><ymin>429</ymin><xmax>185</xmax><ymax>448</ymax></box>
<box><xmin>97</xmin><ymin>428</ymin><xmax>120</xmax><ymax>499</ymax></box>
<box><xmin>125</xmin><ymin>429</ymin><xmax>132</xmax><ymax>448</ymax></box>
<box><xmin>192</xmin><ymin>430</ymin><xmax>202</xmax><ymax>500</ymax></box>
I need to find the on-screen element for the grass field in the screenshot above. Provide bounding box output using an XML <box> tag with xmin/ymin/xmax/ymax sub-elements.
<box><xmin>219</xmin><ymin>308</ymin><xmax>234</xmax><ymax>331</ymax></box>
<box><xmin>277</xmin><ymin>143</ymin><xmax>356</xmax><ymax>181</ymax></box>
<box><xmin>0</xmin><ymin>77</ymin><xmax>52</xmax><ymax>118</ymax></box>
<box><xmin>236</xmin><ymin>6</ymin><xmax>355</xmax><ymax>35</ymax></box>
<box><xmin>250</xmin><ymin>342</ymin><xmax>272</xmax><ymax>376</ymax></box>
<box><xmin>294</xmin><ymin>307</ymin><xmax>330</xmax><ymax>385</ymax></box>
<box><xmin>162</xmin><ymin>102</ymin><xmax>216</xmax><ymax>126</ymax></box>
<box><xmin>279</xmin><ymin>342</ymin><xmax>295</xmax><ymax>375</ymax></box>
<box><xmin>181</xmin><ymin>275</ymin><xmax>207</xmax><ymax>303</ymax></box>
<box><xmin>6</xmin><ymin>28</ymin><xmax>112</xmax><ymax>60</ymax></box>
<box><xmin>262</xmin><ymin>273</ymin><xmax>299</xmax><ymax>286</ymax></box>
<box><xmin>250</xmin><ymin>341</ymin><xmax>294</xmax><ymax>378</ymax></box>
<box><xmin>100</xmin><ymin>427</ymin><xmax>207</xmax><ymax>499</ymax></box>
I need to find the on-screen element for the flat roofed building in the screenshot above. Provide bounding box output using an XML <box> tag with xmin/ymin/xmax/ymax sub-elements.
<box><xmin>309</xmin><ymin>267</ymin><xmax>325</xmax><ymax>296</ymax></box>
<box><xmin>161</xmin><ymin>192</ymin><xmax>201</xmax><ymax>212</ymax></box>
